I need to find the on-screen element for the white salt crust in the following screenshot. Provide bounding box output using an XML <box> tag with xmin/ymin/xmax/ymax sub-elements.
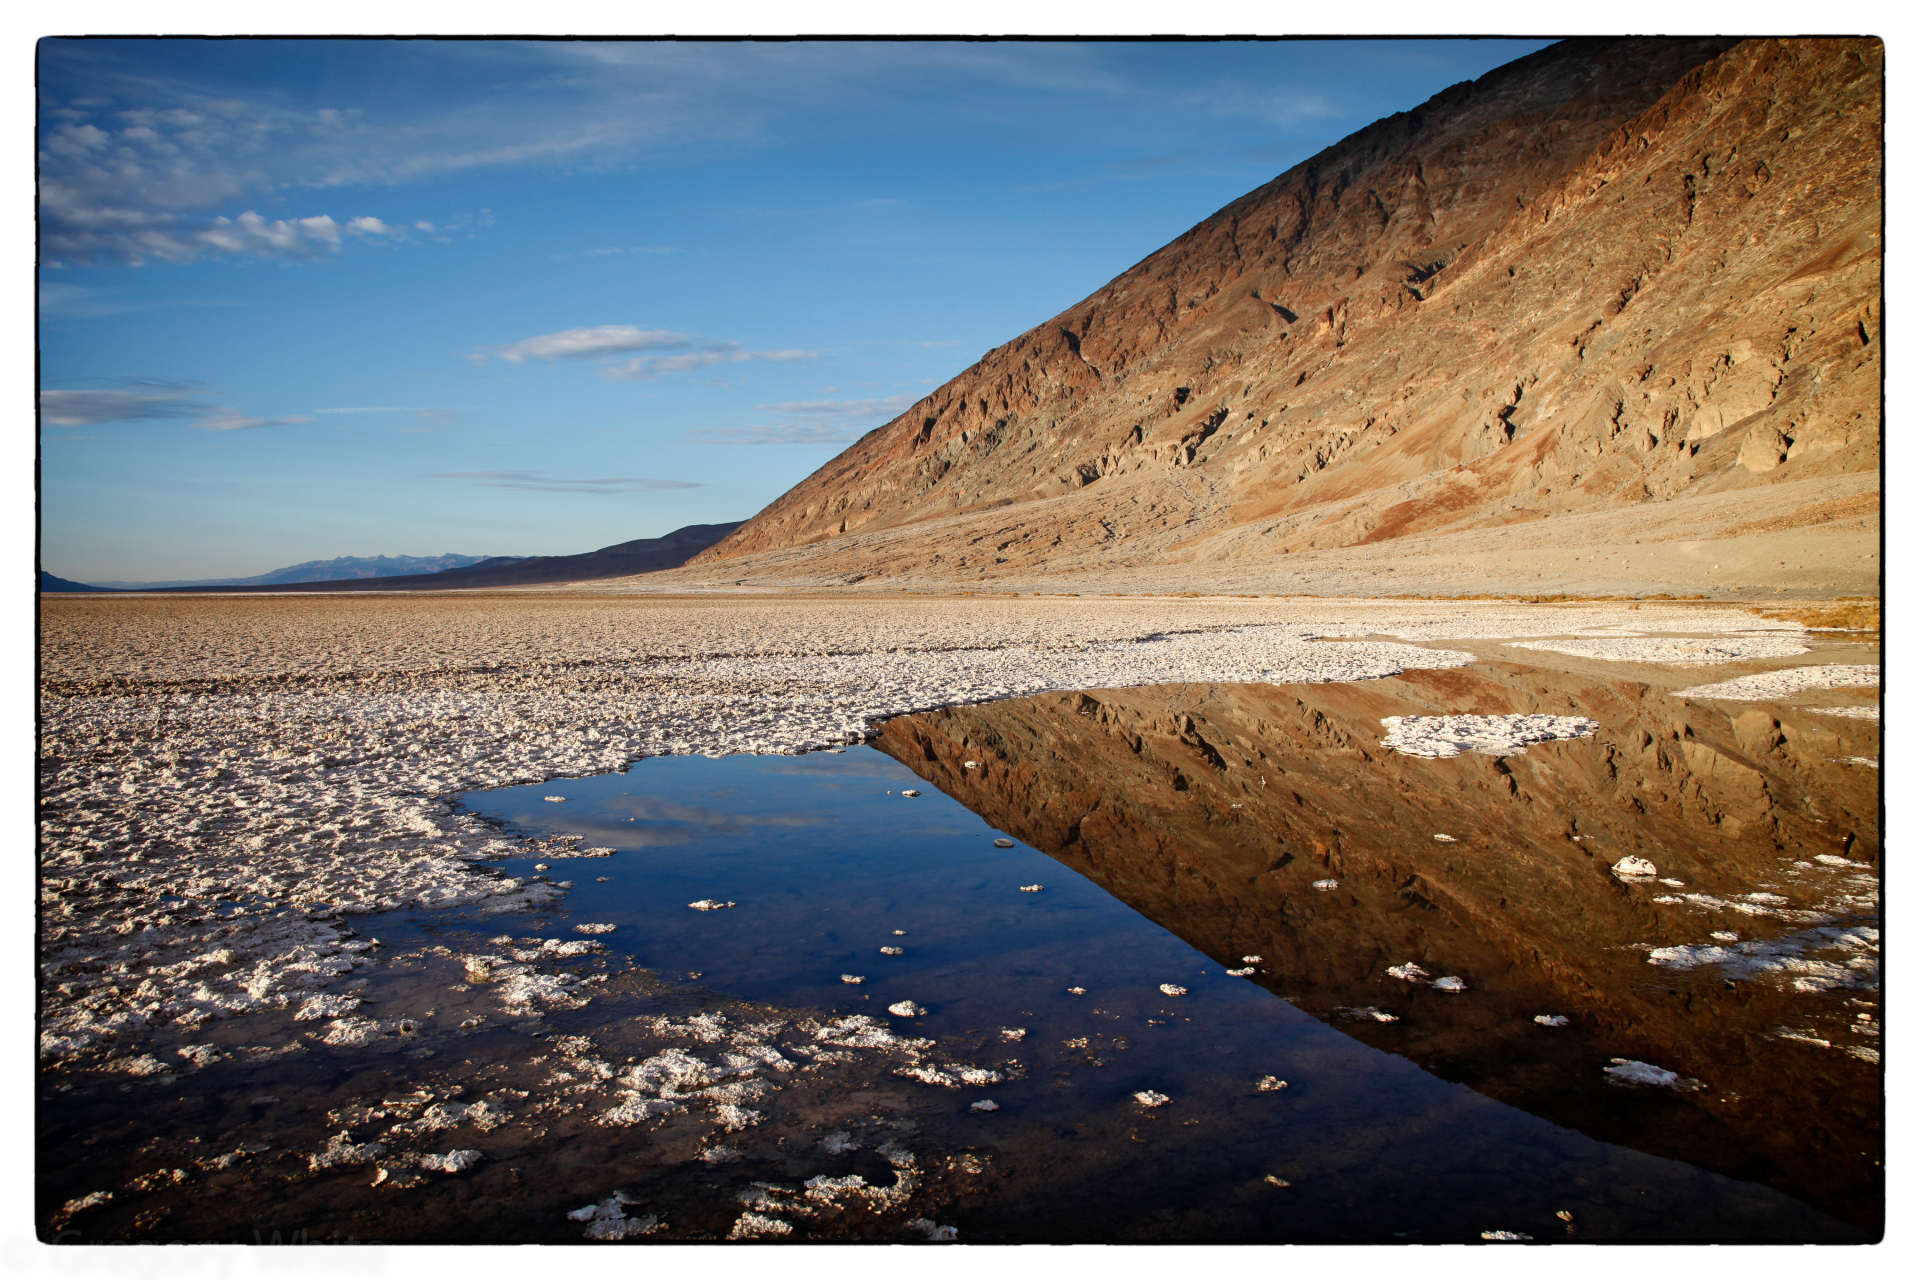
<box><xmin>34</xmin><ymin>597</ymin><xmax>1801</xmax><ymax>1066</ymax></box>
<box><xmin>1380</xmin><ymin>714</ymin><xmax>1599</xmax><ymax>759</ymax></box>
<box><xmin>1504</xmin><ymin>635</ymin><xmax>1809</xmax><ymax>665</ymax></box>
<box><xmin>1674</xmin><ymin>664</ymin><xmax>1880</xmax><ymax>702</ymax></box>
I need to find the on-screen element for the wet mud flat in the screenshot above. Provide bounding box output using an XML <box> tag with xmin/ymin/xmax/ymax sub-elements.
<box><xmin>37</xmin><ymin>594</ymin><xmax>1877</xmax><ymax>1242</ymax></box>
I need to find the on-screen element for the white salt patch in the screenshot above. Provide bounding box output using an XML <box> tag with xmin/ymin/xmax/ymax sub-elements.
<box><xmin>1481</xmin><ymin>1230</ymin><xmax>1533</xmax><ymax>1241</ymax></box>
<box><xmin>887</xmin><ymin>1001</ymin><xmax>926</xmax><ymax>1017</ymax></box>
<box><xmin>880</xmin><ymin>946</ymin><xmax>904</xmax><ymax>956</ymax></box>
<box><xmin>1019</xmin><ymin>884</ymin><xmax>1044</xmax><ymax>892</ymax></box>
<box><xmin>294</xmin><ymin>993</ymin><xmax>363</xmax><ymax>1021</ymax></box>
<box><xmin>1533</xmin><ymin>1016</ymin><xmax>1568</xmax><ymax>1027</ymax></box>
<box><xmin>1660</xmin><ymin>878</ymin><xmax>1687</xmax><ymax>887</ymax></box>
<box><xmin>1226</xmin><ymin>967</ymin><xmax>1255</xmax><ymax>977</ymax></box>
<box><xmin>1242</xmin><ymin>955</ymin><xmax>1262</xmax><ymax>963</ymax></box>
<box><xmin>417</xmin><ymin>1150</ymin><xmax>482</xmax><ymax>1174</ymax></box>
<box><xmin>1381</xmin><ymin>713</ymin><xmax>1597</xmax><ymax>759</ymax></box>
<box><xmin>1159</xmin><ymin>984</ymin><xmax>1188</xmax><ymax>996</ymax></box>
<box><xmin>543</xmin><ymin>796</ymin><xmax>567</xmax><ymax>802</ymax></box>
<box><xmin>1132</xmin><ymin>1090</ymin><xmax>1170</xmax><ymax>1107</ymax></box>
<box><xmin>900</xmin><ymin>790</ymin><xmax>921</xmax><ymax>798</ymax></box>
<box><xmin>1431</xmin><ymin>833</ymin><xmax>1458</xmax><ymax>843</ymax></box>
<box><xmin>1335</xmin><ymin>1006</ymin><xmax>1399</xmax><ymax>1022</ymax></box>
<box><xmin>1711</xmin><ymin>931</ymin><xmax>1741</xmax><ymax>942</ymax></box>
<box><xmin>970</xmin><ymin>1099</ymin><xmax>1000</xmax><ymax>1112</ymax></box>
<box><xmin>1067</xmin><ymin>987</ymin><xmax>1086</xmax><ymax>995</ymax></box>
<box><xmin>993</xmin><ymin>838</ymin><xmax>1015</xmax><ymax>847</ymax></box>
<box><xmin>687</xmin><ymin>899</ymin><xmax>735</xmax><ymax>911</ymax></box>
<box><xmin>1505</xmin><ymin>636</ymin><xmax>1807</xmax><ymax>665</ymax></box>
<box><xmin>1613</xmin><ymin>856</ymin><xmax>1659</xmax><ymax>879</ymax></box>
<box><xmin>573</xmin><ymin>923</ymin><xmax>616</xmax><ymax>934</ymax></box>
<box><xmin>1836</xmin><ymin>757</ymin><xmax>1879</xmax><ymax>768</ymax></box>
<box><xmin>908</xmin><ymin>1219</ymin><xmax>959</xmax><ymax>1242</ymax></box>
<box><xmin>1676</xmin><ymin>664</ymin><xmax>1880</xmax><ymax>701</ymax></box>
<box><xmin>1813</xmin><ymin>706</ymin><xmax>1880</xmax><ymax>720</ymax></box>
<box><xmin>1604</xmin><ymin>1059</ymin><xmax>1701</xmax><ymax>1090</ymax></box>
<box><xmin>840</xmin><ymin>974</ymin><xmax>865</xmax><ymax>984</ymax></box>
<box><xmin>1311</xmin><ymin>879</ymin><xmax>1339</xmax><ymax>891</ymax></box>
<box><xmin>1256</xmin><ymin>1076</ymin><xmax>1288</xmax><ymax>1092</ymax></box>
<box><xmin>999</xmin><ymin>1028</ymin><xmax>1026</xmax><ymax>1041</ymax></box>
<box><xmin>1432</xmin><ymin>976</ymin><xmax>1466</xmax><ymax>992</ymax></box>
<box><xmin>965</xmin><ymin>761</ymin><xmax>980</xmax><ymax>768</ymax></box>
<box><xmin>1386</xmin><ymin>963</ymin><xmax>1428</xmax><ymax>981</ymax></box>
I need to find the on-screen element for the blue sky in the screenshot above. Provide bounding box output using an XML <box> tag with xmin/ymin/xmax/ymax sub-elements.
<box><xmin>39</xmin><ymin>36</ymin><xmax>1555</xmax><ymax>583</ymax></box>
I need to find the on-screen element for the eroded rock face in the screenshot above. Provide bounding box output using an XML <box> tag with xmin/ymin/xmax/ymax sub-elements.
<box><xmin>697</xmin><ymin>38</ymin><xmax>1879</xmax><ymax>585</ymax></box>
<box><xmin>874</xmin><ymin>668</ymin><xmax>1881</xmax><ymax>1229</ymax></box>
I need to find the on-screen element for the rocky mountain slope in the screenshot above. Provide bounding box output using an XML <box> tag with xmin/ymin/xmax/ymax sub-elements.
<box><xmin>689</xmin><ymin>38</ymin><xmax>1879</xmax><ymax>593</ymax></box>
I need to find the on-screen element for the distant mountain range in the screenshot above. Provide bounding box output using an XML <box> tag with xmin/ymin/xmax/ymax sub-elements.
<box><xmin>39</xmin><ymin>524</ymin><xmax>744</xmax><ymax>594</ymax></box>
<box><xmin>86</xmin><ymin>553</ymin><xmax>519</xmax><ymax>591</ymax></box>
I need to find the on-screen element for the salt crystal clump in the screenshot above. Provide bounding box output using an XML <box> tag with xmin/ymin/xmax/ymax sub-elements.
<box><xmin>840</xmin><ymin>974</ymin><xmax>865</xmax><ymax>984</ymax></box>
<box><xmin>543</xmin><ymin>796</ymin><xmax>567</xmax><ymax>802</ymax></box>
<box><xmin>970</xmin><ymin>1099</ymin><xmax>1000</xmax><ymax>1112</ymax></box>
<box><xmin>1432</xmin><ymin>976</ymin><xmax>1466</xmax><ymax>992</ymax></box>
<box><xmin>880</xmin><ymin>946</ymin><xmax>904</xmax><ymax>956</ymax></box>
<box><xmin>1335</xmin><ymin>1006</ymin><xmax>1399</xmax><ymax>1023</ymax></box>
<box><xmin>1159</xmin><ymin>984</ymin><xmax>1187</xmax><ymax>996</ymax></box>
<box><xmin>964</xmin><ymin>761</ymin><xmax>980</xmax><ymax>769</ymax></box>
<box><xmin>887</xmin><ymin>1000</ymin><xmax>926</xmax><ymax>1017</ymax></box>
<box><xmin>908</xmin><ymin>1219</ymin><xmax>959</xmax><ymax>1242</ymax></box>
<box><xmin>1226</xmin><ymin>967</ymin><xmax>1255</xmax><ymax>977</ymax></box>
<box><xmin>1612</xmin><ymin>856</ymin><xmax>1659</xmax><ymax>879</ymax></box>
<box><xmin>999</xmin><ymin>1028</ymin><xmax>1026</xmax><ymax>1041</ymax></box>
<box><xmin>1067</xmin><ymin>987</ymin><xmax>1087</xmax><ymax>995</ymax></box>
<box><xmin>1432</xmin><ymin>834</ymin><xmax>1458</xmax><ymax>843</ymax></box>
<box><xmin>1256</xmin><ymin>1076</ymin><xmax>1288</xmax><ymax>1092</ymax></box>
<box><xmin>1603</xmin><ymin>1059</ymin><xmax>1702</xmax><ymax>1090</ymax></box>
<box><xmin>1019</xmin><ymin>884</ymin><xmax>1044</xmax><ymax>892</ymax></box>
<box><xmin>900</xmin><ymin>790</ymin><xmax>921</xmax><ymax>798</ymax></box>
<box><xmin>1481</xmin><ymin>1230</ymin><xmax>1532</xmax><ymax>1241</ymax></box>
<box><xmin>1675</xmin><ymin>664</ymin><xmax>1879</xmax><ymax>702</ymax></box>
<box><xmin>1312</xmin><ymin>879</ymin><xmax>1339</xmax><ymax>891</ymax></box>
<box><xmin>993</xmin><ymin>838</ymin><xmax>1014</xmax><ymax>847</ymax></box>
<box><xmin>1381</xmin><ymin>713</ymin><xmax>1598</xmax><ymax>759</ymax></box>
<box><xmin>1534</xmin><ymin>1015</ymin><xmax>1569</xmax><ymax>1027</ymax></box>
<box><xmin>1132</xmin><ymin>1090</ymin><xmax>1170</xmax><ymax>1107</ymax></box>
<box><xmin>417</xmin><ymin>1150</ymin><xmax>483</xmax><ymax>1174</ymax></box>
<box><xmin>688</xmin><ymin>899</ymin><xmax>735</xmax><ymax>911</ymax></box>
<box><xmin>574</xmin><ymin>923</ymin><xmax>617</xmax><ymax>934</ymax></box>
<box><xmin>1386</xmin><ymin>963</ymin><xmax>1429</xmax><ymax>981</ymax></box>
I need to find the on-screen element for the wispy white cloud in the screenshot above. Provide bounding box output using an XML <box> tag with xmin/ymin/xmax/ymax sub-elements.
<box><xmin>430</xmin><ymin>470</ymin><xmax>700</xmax><ymax>495</ymax></box>
<box><xmin>40</xmin><ymin>386</ymin><xmax>311</xmax><ymax>431</ymax></box>
<box><xmin>684</xmin><ymin>393</ymin><xmax>916</xmax><ymax>445</ymax></box>
<box><xmin>315</xmin><ymin>405</ymin><xmax>457</xmax><ymax>426</ymax></box>
<box><xmin>600</xmin><ymin>345</ymin><xmax>826</xmax><ymax>382</ymax></box>
<box><xmin>474</xmin><ymin>325</ymin><xmax>697</xmax><ymax>364</ymax></box>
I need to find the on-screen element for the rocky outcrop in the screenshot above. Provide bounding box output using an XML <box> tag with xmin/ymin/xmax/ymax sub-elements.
<box><xmin>694</xmin><ymin>39</ymin><xmax>1879</xmax><ymax>588</ymax></box>
<box><xmin>874</xmin><ymin>668</ymin><xmax>1881</xmax><ymax>1229</ymax></box>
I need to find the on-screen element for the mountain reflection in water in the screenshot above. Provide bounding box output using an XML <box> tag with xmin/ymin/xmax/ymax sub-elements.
<box><xmin>873</xmin><ymin>663</ymin><xmax>1882</xmax><ymax>1232</ymax></box>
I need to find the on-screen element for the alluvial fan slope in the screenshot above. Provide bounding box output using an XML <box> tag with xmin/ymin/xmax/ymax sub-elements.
<box><xmin>691</xmin><ymin>38</ymin><xmax>1879</xmax><ymax>587</ymax></box>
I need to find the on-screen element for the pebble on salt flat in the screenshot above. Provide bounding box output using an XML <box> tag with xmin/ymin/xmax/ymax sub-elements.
<box><xmin>993</xmin><ymin>838</ymin><xmax>1015</xmax><ymax>848</ymax></box>
<box><xmin>880</xmin><ymin>946</ymin><xmax>904</xmax><ymax>956</ymax></box>
<box><xmin>1132</xmin><ymin>1090</ymin><xmax>1170</xmax><ymax>1107</ymax></box>
<box><xmin>1534</xmin><ymin>1015</ymin><xmax>1569</xmax><ymax>1027</ymax></box>
<box><xmin>970</xmin><ymin>1099</ymin><xmax>1000</xmax><ymax>1112</ymax></box>
<box><xmin>1159</xmin><ymin>984</ymin><xmax>1187</xmax><ymax>996</ymax></box>
<box><xmin>1311</xmin><ymin>879</ymin><xmax>1339</xmax><ymax>891</ymax></box>
<box><xmin>688</xmin><ymin>899</ymin><xmax>736</xmax><ymax>911</ymax></box>
<box><xmin>840</xmin><ymin>975</ymin><xmax>865</xmax><ymax>984</ymax></box>
<box><xmin>1019</xmin><ymin>884</ymin><xmax>1044</xmax><ymax>892</ymax></box>
<box><xmin>887</xmin><ymin>1000</ymin><xmax>926</xmax><ymax>1017</ymax></box>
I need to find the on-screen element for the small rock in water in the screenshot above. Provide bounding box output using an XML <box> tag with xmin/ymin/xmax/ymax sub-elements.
<box><xmin>993</xmin><ymin>838</ymin><xmax>1015</xmax><ymax>848</ymax></box>
<box><xmin>880</xmin><ymin>946</ymin><xmax>904</xmax><ymax>956</ymax></box>
<box><xmin>840</xmin><ymin>974</ymin><xmax>865</xmax><ymax>984</ymax></box>
<box><xmin>999</xmin><ymin>1027</ymin><xmax>1027</xmax><ymax>1041</ymax></box>
<box><xmin>688</xmin><ymin>899</ymin><xmax>736</xmax><ymax>911</ymax></box>
<box><xmin>1019</xmin><ymin>884</ymin><xmax>1044</xmax><ymax>892</ymax></box>
<box><xmin>1432</xmin><ymin>833</ymin><xmax>1458</xmax><ymax>843</ymax></box>
<box><xmin>533</xmin><ymin>863</ymin><xmax>550</xmax><ymax>872</ymax></box>
<box><xmin>1534</xmin><ymin>1015</ymin><xmax>1569</xmax><ymax>1027</ymax></box>
<box><xmin>574</xmin><ymin>922</ymin><xmax>616</xmax><ymax>934</ymax></box>
<box><xmin>1612</xmin><ymin>856</ymin><xmax>1659</xmax><ymax>879</ymax></box>
<box><xmin>544</xmin><ymin>796</ymin><xmax>567</xmax><ymax>803</ymax></box>
<box><xmin>1311</xmin><ymin>879</ymin><xmax>1340</xmax><ymax>891</ymax></box>
<box><xmin>1067</xmin><ymin>987</ymin><xmax>1087</xmax><ymax>995</ymax></box>
<box><xmin>1256</xmin><ymin>1076</ymin><xmax>1288</xmax><ymax>1092</ymax></box>
<box><xmin>1226</xmin><ymin>967</ymin><xmax>1255</xmax><ymax>977</ymax></box>
<box><xmin>1132</xmin><ymin>1090</ymin><xmax>1170</xmax><ymax>1107</ymax></box>
<box><xmin>887</xmin><ymin>1000</ymin><xmax>926</xmax><ymax>1017</ymax></box>
<box><xmin>1386</xmin><ymin>963</ymin><xmax>1429</xmax><ymax>981</ymax></box>
<box><xmin>1481</xmin><ymin>1230</ymin><xmax>1532</xmax><ymax>1241</ymax></box>
<box><xmin>1159</xmin><ymin>984</ymin><xmax>1188</xmax><ymax>996</ymax></box>
<box><xmin>1263</xmin><ymin>1175</ymin><xmax>1292</xmax><ymax>1187</ymax></box>
<box><xmin>970</xmin><ymin>1099</ymin><xmax>1000</xmax><ymax>1112</ymax></box>
<box><xmin>1431</xmin><ymin>976</ymin><xmax>1467</xmax><ymax>992</ymax></box>
<box><xmin>901</xmin><ymin>790</ymin><xmax>921</xmax><ymax>798</ymax></box>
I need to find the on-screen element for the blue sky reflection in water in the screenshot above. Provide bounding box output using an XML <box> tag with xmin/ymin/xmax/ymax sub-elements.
<box><xmin>457</xmin><ymin>746</ymin><xmax>1863</xmax><ymax>1241</ymax></box>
